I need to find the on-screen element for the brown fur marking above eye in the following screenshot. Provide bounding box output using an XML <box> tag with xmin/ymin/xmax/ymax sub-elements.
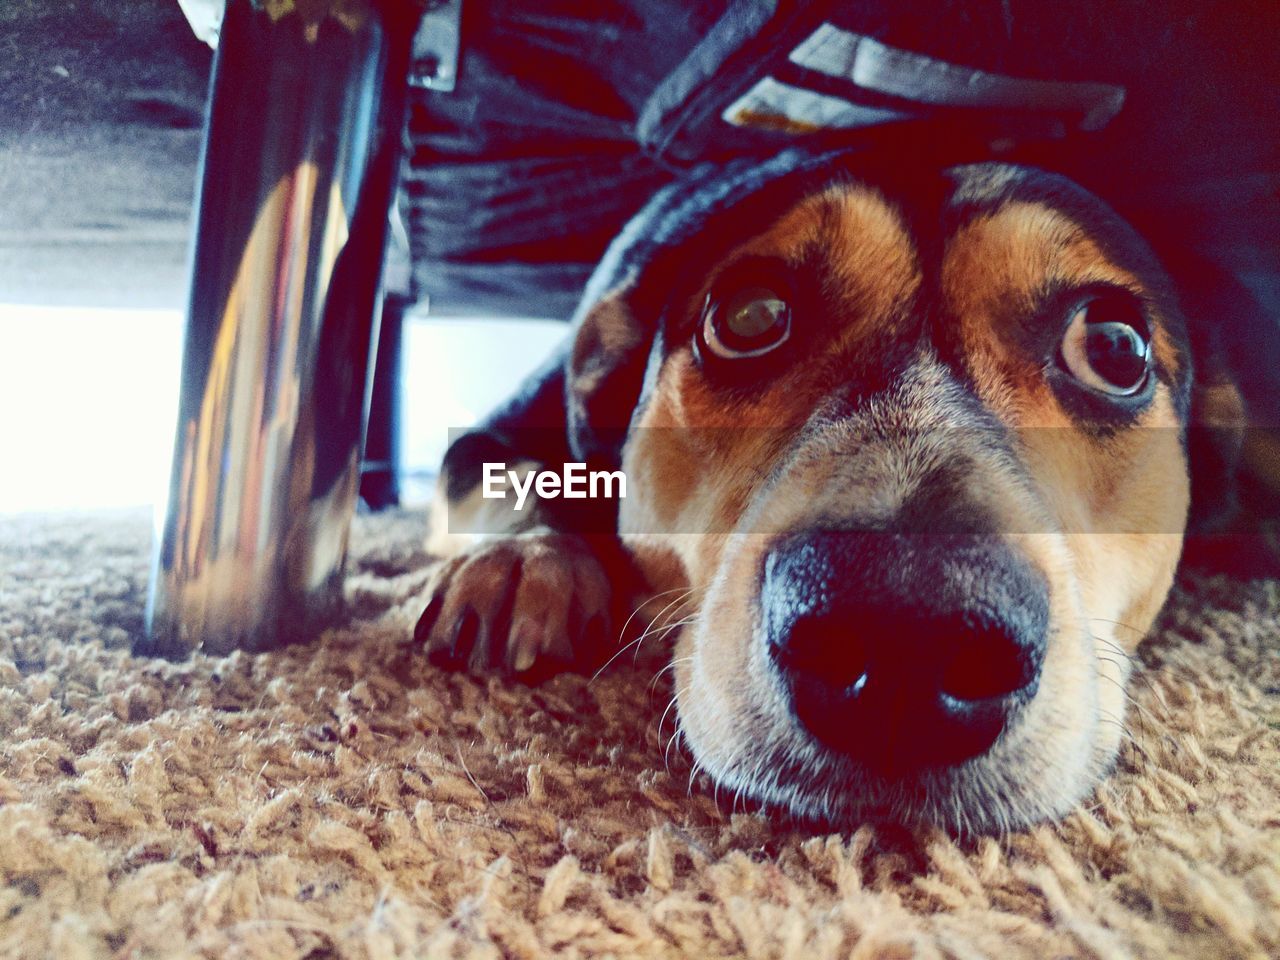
<box><xmin>669</xmin><ymin>185</ymin><xmax>922</xmax><ymax>431</ymax></box>
<box><xmin>943</xmin><ymin>201</ymin><xmax>1182</xmax><ymax>426</ymax></box>
<box><xmin>815</xmin><ymin>188</ymin><xmax>922</xmax><ymax>349</ymax></box>
<box><xmin>619</xmin><ymin>186</ymin><xmax>922</xmax><ymax>554</ymax></box>
<box><xmin>726</xmin><ymin>186</ymin><xmax>922</xmax><ymax>351</ymax></box>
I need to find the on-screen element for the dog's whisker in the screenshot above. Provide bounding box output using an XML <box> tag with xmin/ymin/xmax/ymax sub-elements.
<box><xmin>649</xmin><ymin>655</ymin><xmax>693</xmax><ymax>695</ymax></box>
<box><xmin>1096</xmin><ymin>709</ymin><xmax>1152</xmax><ymax>775</ymax></box>
<box><xmin>1091</xmin><ymin>634</ymin><xmax>1175</xmax><ymax>720</ymax></box>
<box><xmin>652</xmin><ymin>592</ymin><xmax>698</xmax><ymax>628</ymax></box>
<box><xmin>633</xmin><ymin>614</ymin><xmax>700</xmax><ymax>665</ymax></box>
<box><xmin>610</xmin><ymin>587</ymin><xmax>693</xmax><ymax>647</ymax></box>
<box><xmin>1094</xmin><ymin>662</ymin><xmax>1161</xmax><ymax>731</ymax></box>
<box><xmin>661</xmin><ymin>683</ymin><xmax>692</xmax><ymax>776</ymax></box>
<box><xmin>636</xmin><ymin>590</ymin><xmax>695</xmax><ymax>632</ymax></box>
<box><xmin>688</xmin><ymin>751</ymin><xmax>713</xmax><ymax>803</ymax></box>
<box><xmin>1088</xmin><ymin>616</ymin><xmax>1148</xmax><ymax>638</ymax></box>
<box><xmin>732</xmin><ymin>750</ymin><xmax>758</xmax><ymax>817</ymax></box>
<box><xmin>1097</xmin><ymin>706</ymin><xmax>1143</xmax><ymax>750</ymax></box>
<box><xmin>656</xmin><ymin>683</ymin><xmax>686</xmax><ymax>742</ymax></box>
<box><xmin>633</xmin><ymin>609</ymin><xmax>695</xmax><ymax>662</ymax></box>
<box><xmin>620</xmin><ymin>608</ymin><xmax>697</xmax><ymax>676</ymax></box>
<box><xmin>663</xmin><ymin>725</ymin><xmax>685</xmax><ymax>777</ymax></box>
<box><xmin>716</xmin><ymin>742</ymin><xmax>752</xmax><ymax>814</ymax></box>
<box><xmin>589</xmin><ymin>590</ymin><xmax>694</xmax><ymax>683</ymax></box>
<box><xmin>1096</xmin><ymin>716</ymin><xmax>1138</xmax><ymax>752</ymax></box>
<box><xmin>1092</xmin><ymin>656</ymin><xmax>1157</xmax><ymax>743</ymax></box>
<box><xmin>635</xmin><ymin>609</ymin><xmax>697</xmax><ymax>649</ymax></box>
<box><xmin>1091</xmin><ymin>634</ymin><xmax>1138</xmax><ymax>662</ymax></box>
<box><xmin>1091</xmin><ymin>631</ymin><xmax>1173</xmax><ymax>721</ymax></box>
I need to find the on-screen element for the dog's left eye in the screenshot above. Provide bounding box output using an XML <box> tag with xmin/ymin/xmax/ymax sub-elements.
<box><xmin>1058</xmin><ymin>295</ymin><xmax>1152</xmax><ymax>396</ymax></box>
<box><xmin>701</xmin><ymin>286</ymin><xmax>792</xmax><ymax>360</ymax></box>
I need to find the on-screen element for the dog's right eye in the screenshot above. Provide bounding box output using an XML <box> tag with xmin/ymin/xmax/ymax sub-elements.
<box><xmin>699</xmin><ymin>286</ymin><xmax>792</xmax><ymax>360</ymax></box>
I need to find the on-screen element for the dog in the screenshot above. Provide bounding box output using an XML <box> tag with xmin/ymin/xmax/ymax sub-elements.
<box><xmin>412</xmin><ymin>148</ymin><xmax>1252</xmax><ymax>833</ymax></box>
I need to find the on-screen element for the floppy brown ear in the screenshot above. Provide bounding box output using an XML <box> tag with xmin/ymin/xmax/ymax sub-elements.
<box><xmin>565</xmin><ymin>285</ymin><xmax>653</xmax><ymax>469</ymax></box>
<box><xmin>1181</xmin><ymin>348</ymin><xmax>1280</xmax><ymax>574</ymax></box>
<box><xmin>1186</xmin><ymin>357</ymin><xmax>1247</xmax><ymax>535</ymax></box>
<box><xmin>1134</xmin><ymin>237</ymin><xmax>1280</xmax><ymax>569</ymax></box>
<box><xmin>1242</xmin><ymin>428</ymin><xmax>1280</xmax><ymax>503</ymax></box>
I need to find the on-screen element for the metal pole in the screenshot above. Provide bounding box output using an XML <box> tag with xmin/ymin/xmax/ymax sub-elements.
<box><xmin>359</xmin><ymin>293</ymin><xmax>407</xmax><ymax>510</ymax></box>
<box><xmin>142</xmin><ymin>0</ymin><xmax>419</xmax><ymax>656</ymax></box>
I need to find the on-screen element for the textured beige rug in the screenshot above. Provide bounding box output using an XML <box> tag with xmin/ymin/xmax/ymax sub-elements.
<box><xmin>1</xmin><ymin>509</ymin><xmax>1277</xmax><ymax>959</ymax></box>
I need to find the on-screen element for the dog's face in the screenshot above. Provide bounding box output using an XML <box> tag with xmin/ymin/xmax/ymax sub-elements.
<box><xmin>573</xmin><ymin>158</ymin><xmax>1200</xmax><ymax>831</ymax></box>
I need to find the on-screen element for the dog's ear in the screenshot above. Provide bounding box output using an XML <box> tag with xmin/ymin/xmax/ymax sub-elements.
<box><xmin>1180</xmin><ymin>346</ymin><xmax>1280</xmax><ymax>574</ymax></box>
<box><xmin>565</xmin><ymin>284</ymin><xmax>653</xmax><ymax>469</ymax></box>
<box><xmin>560</xmin><ymin>167</ymin><xmax>707</xmax><ymax>470</ymax></box>
<box><xmin>1175</xmin><ymin>252</ymin><xmax>1280</xmax><ymax>572</ymax></box>
<box><xmin>1169</xmin><ymin>251</ymin><xmax>1280</xmax><ymax>536</ymax></box>
<box><xmin>1186</xmin><ymin>351</ymin><xmax>1247</xmax><ymax>534</ymax></box>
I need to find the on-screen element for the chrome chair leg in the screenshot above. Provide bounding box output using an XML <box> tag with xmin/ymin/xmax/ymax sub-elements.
<box><xmin>359</xmin><ymin>293</ymin><xmax>408</xmax><ymax>511</ymax></box>
<box><xmin>142</xmin><ymin>0</ymin><xmax>418</xmax><ymax>656</ymax></box>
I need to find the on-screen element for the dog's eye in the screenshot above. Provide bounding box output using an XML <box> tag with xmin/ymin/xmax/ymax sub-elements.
<box><xmin>1058</xmin><ymin>295</ymin><xmax>1151</xmax><ymax>396</ymax></box>
<box><xmin>701</xmin><ymin>286</ymin><xmax>792</xmax><ymax>360</ymax></box>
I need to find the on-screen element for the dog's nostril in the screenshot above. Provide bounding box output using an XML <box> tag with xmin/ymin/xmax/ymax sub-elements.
<box><xmin>938</xmin><ymin>623</ymin><xmax>1037</xmax><ymax>702</ymax></box>
<box><xmin>761</xmin><ymin>530</ymin><xmax>1050</xmax><ymax>775</ymax></box>
<box><xmin>774</xmin><ymin>615</ymin><xmax>870</xmax><ymax>692</ymax></box>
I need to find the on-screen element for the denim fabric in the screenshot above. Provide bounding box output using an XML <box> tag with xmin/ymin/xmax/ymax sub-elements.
<box><xmin>405</xmin><ymin>0</ymin><xmax>1280</xmax><ymax>418</ymax></box>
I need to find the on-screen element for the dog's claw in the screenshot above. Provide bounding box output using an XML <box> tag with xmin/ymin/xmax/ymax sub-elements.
<box><xmin>413</xmin><ymin>533</ymin><xmax>615</xmax><ymax>679</ymax></box>
<box><xmin>509</xmin><ymin>619</ymin><xmax>540</xmax><ymax>673</ymax></box>
<box><xmin>449</xmin><ymin>606</ymin><xmax>481</xmax><ymax>668</ymax></box>
<box><xmin>413</xmin><ymin>594</ymin><xmax>443</xmax><ymax>646</ymax></box>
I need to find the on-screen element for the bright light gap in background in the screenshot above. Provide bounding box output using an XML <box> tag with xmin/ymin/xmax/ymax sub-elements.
<box><xmin>0</xmin><ymin>305</ymin><xmax>566</xmax><ymax>514</ymax></box>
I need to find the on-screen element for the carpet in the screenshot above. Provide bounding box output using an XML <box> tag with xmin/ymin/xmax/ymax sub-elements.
<box><xmin>1</xmin><ymin>509</ymin><xmax>1277</xmax><ymax>960</ymax></box>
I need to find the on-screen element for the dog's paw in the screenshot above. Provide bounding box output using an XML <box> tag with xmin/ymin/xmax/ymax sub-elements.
<box><xmin>412</xmin><ymin>533</ymin><xmax>613</xmax><ymax>676</ymax></box>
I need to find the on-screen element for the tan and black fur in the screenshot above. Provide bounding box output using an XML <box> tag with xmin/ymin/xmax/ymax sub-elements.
<box><xmin>413</xmin><ymin>149</ymin><xmax>1251</xmax><ymax>833</ymax></box>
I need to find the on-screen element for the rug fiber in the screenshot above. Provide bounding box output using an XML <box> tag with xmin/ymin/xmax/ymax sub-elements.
<box><xmin>1</xmin><ymin>509</ymin><xmax>1278</xmax><ymax>959</ymax></box>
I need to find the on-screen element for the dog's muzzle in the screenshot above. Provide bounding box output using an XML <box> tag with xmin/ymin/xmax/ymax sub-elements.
<box><xmin>762</xmin><ymin>531</ymin><xmax>1049</xmax><ymax>776</ymax></box>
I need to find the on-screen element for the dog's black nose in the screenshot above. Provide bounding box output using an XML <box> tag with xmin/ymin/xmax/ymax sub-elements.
<box><xmin>762</xmin><ymin>531</ymin><xmax>1048</xmax><ymax>775</ymax></box>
